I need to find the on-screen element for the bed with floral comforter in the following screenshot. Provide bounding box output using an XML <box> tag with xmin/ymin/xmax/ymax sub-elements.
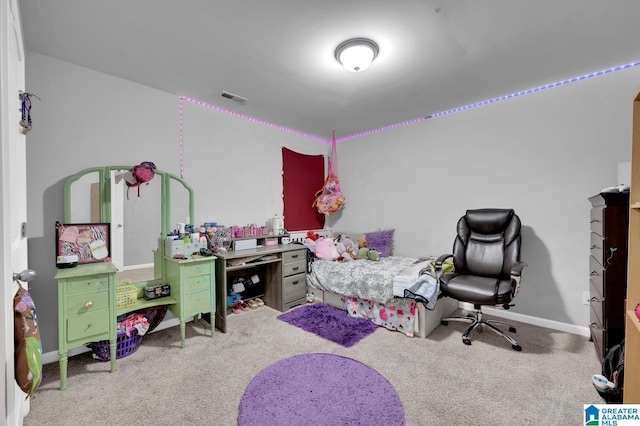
<box><xmin>307</xmin><ymin>256</ymin><xmax>435</xmax><ymax>337</ymax></box>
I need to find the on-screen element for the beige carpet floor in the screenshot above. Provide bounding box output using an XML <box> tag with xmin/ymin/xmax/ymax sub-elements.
<box><xmin>24</xmin><ymin>306</ymin><xmax>603</xmax><ymax>425</ymax></box>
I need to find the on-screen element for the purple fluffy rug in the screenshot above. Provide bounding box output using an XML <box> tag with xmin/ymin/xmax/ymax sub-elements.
<box><xmin>277</xmin><ymin>303</ymin><xmax>378</xmax><ymax>347</ymax></box>
<box><xmin>238</xmin><ymin>353</ymin><xmax>405</xmax><ymax>426</ymax></box>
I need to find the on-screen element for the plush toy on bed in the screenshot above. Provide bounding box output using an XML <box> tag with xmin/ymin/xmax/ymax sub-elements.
<box><xmin>315</xmin><ymin>237</ymin><xmax>340</xmax><ymax>260</ymax></box>
<box><xmin>336</xmin><ymin>237</ymin><xmax>360</xmax><ymax>261</ymax></box>
<box><xmin>358</xmin><ymin>236</ymin><xmax>368</xmax><ymax>249</ymax></box>
<box><xmin>335</xmin><ymin>237</ymin><xmax>359</xmax><ymax>261</ymax></box>
<box><xmin>357</xmin><ymin>246</ymin><xmax>381</xmax><ymax>261</ymax></box>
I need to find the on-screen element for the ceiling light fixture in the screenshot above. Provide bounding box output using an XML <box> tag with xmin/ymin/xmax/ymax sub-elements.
<box><xmin>335</xmin><ymin>38</ymin><xmax>379</xmax><ymax>73</ymax></box>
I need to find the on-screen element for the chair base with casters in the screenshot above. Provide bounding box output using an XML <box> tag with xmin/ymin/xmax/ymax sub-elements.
<box><xmin>440</xmin><ymin>304</ymin><xmax>521</xmax><ymax>351</ymax></box>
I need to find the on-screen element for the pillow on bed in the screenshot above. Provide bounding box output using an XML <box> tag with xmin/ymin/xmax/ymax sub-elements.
<box><xmin>364</xmin><ymin>229</ymin><xmax>395</xmax><ymax>257</ymax></box>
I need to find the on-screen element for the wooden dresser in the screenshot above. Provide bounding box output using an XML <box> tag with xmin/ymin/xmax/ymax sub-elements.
<box><xmin>588</xmin><ymin>190</ymin><xmax>629</xmax><ymax>362</ymax></box>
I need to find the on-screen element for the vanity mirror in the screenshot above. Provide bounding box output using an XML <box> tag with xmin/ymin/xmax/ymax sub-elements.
<box><xmin>64</xmin><ymin>166</ymin><xmax>194</xmax><ymax>284</ymax></box>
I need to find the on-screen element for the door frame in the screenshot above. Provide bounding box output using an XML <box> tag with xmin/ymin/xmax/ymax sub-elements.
<box><xmin>1</xmin><ymin>0</ymin><xmax>29</xmax><ymax>424</ymax></box>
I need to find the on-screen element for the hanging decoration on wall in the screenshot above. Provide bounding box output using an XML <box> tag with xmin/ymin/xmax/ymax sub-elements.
<box><xmin>313</xmin><ymin>130</ymin><xmax>346</xmax><ymax>215</ymax></box>
<box><xmin>117</xmin><ymin>161</ymin><xmax>157</xmax><ymax>199</ymax></box>
<box><xmin>19</xmin><ymin>92</ymin><xmax>40</xmax><ymax>135</ymax></box>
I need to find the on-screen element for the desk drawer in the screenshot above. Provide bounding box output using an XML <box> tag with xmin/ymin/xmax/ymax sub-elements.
<box><xmin>283</xmin><ymin>273</ymin><xmax>307</xmax><ymax>304</ymax></box>
<box><xmin>67</xmin><ymin>309</ymin><xmax>109</xmax><ymax>342</ymax></box>
<box><xmin>590</xmin><ymin>206</ymin><xmax>605</xmax><ymax>236</ymax></box>
<box><xmin>66</xmin><ymin>276</ymin><xmax>109</xmax><ymax>294</ymax></box>
<box><xmin>185</xmin><ymin>290</ymin><xmax>212</xmax><ymax>315</ymax></box>
<box><xmin>183</xmin><ymin>262</ymin><xmax>212</xmax><ymax>277</ymax></box>
<box><xmin>283</xmin><ymin>249</ymin><xmax>305</xmax><ymax>264</ymax></box>
<box><xmin>184</xmin><ymin>274</ymin><xmax>211</xmax><ymax>293</ymax></box>
<box><xmin>66</xmin><ymin>291</ymin><xmax>109</xmax><ymax>316</ymax></box>
<box><xmin>283</xmin><ymin>260</ymin><xmax>306</xmax><ymax>277</ymax></box>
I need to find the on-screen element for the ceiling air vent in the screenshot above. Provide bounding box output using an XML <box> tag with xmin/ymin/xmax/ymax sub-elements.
<box><xmin>221</xmin><ymin>91</ymin><xmax>248</xmax><ymax>105</ymax></box>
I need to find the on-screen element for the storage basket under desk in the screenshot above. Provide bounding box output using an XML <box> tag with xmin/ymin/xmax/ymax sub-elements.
<box><xmin>88</xmin><ymin>305</ymin><xmax>168</xmax><ymax>361</ymax></box>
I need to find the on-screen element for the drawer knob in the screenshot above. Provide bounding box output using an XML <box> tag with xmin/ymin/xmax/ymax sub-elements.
<box><xmin>590</xmin><ymin>296</ymin><xmax>598</xmax><ymax>302</ymax></box>
<box><xmin>590</xmin><ymin>219</ymin><xmax>600</xmax><ymax>223</ymax></box>
<box><xmin>291</xmin><ymin>254</ymin><xmax>299</xmax><ymax>259</ymax></box>
<box><xmin>589</xmin><ymin>271</ymin><xmax>597</xmax><ymax>276</ymax></box>
<box><xmin>85</xmin><ymin>301</ymin><xmax>93</xmax><ymax>308</ymax></box>
<box><xmin>292</xmin><ymin>266</ymin><xmax>299</xmax><ymax>271</ymax></box>
<box><xmin>589</xmin><ymin>322</ymin><xmax>597</xmax><ymax>328</ymax></box>
<box><xmin>292</xmin><ymin>280</ymin><xmax>300</xmax><ymax>285</ymax></box>
<box><xmin>590</xmin><ymin>245</ymin><xmax>598</xmax><ymax>249</ymax></box>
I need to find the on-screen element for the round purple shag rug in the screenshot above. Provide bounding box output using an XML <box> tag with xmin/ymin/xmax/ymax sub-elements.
<box><xmin>238</xmin><ymin>353</ymin><xmax>405</xmax><ymax>426</ymax></box>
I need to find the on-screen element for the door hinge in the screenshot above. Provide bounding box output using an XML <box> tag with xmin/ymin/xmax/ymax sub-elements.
<box><xmin>21</xmin><ymin>222</ymin><xmax>27</xmax><ymax>238</ymax></box>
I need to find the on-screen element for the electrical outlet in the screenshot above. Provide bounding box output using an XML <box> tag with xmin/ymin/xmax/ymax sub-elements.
<box><xmin>583</xmin><ymin>291</ymin><xmax>591</xmax><ymax>306</ymax></box>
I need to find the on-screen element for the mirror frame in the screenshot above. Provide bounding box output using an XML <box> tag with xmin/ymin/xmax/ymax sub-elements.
<box><xmin>64</xmin><ymin>165</ymin><xmax>194</xmax><ymax>283</ymax></box>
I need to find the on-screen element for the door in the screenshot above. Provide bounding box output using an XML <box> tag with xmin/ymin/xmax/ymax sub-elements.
<box><xmin>1</xmin><ymin>0</ymin><xmax>30</xmax><ymax>424</ymax></box>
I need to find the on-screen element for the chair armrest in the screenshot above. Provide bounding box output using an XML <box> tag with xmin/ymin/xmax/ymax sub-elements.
<box><xmin>510</xmin><ymin>261</ymin><xmax>527</xmax><ymax>277</ymax></box>
<box><xmin>435</xmin><ymin>254</ymin><xmax>453</xmax><ymax>268</ymax></box>
<box><xmin>510</xmin><ymin>261</ymin><xmax>527</xmax><ymax>297</ymax></box>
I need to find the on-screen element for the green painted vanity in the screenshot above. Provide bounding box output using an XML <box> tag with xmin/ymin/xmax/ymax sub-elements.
<box><xmin>57</xmin><ymin>166</ymin><xmax>215</xmax><ymax>389</ymax></box>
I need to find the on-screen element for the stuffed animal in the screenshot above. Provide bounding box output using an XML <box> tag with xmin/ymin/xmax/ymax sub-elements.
<box><xmin>341</xmin><ymin>237</ymin><xmax>359</xmax><ymax>260</ymax></box>
<box><xmin>358</xmin><ymin>236</ymin><xmax>368</xmax><ymax>249</ymax></box>
<box><xmin>357</xmin><ymin>246</ymin><xmax>380</xmax><ymax>261</ymax></box>
<box><xmin>335</xmin><ymin>241</ymin><xmax>354</xmax><ymax>261</ymax></box>
<box><xmin>315</xmin><ymin>237</ymin><xmax>339</xmax><ymax>260</ymax></box>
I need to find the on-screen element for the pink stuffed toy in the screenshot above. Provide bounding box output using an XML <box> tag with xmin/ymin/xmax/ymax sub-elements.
<box><xmin>315</xmin><ymin>238</ymin><xmax>339</xmax><ymax>260</ymax></box>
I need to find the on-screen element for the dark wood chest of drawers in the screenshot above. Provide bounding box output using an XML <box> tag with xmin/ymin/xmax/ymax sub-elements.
<box><xmin>588</xmin><ymin>191</ymin><xmax>629</xmax><ymax>362</ymax></box>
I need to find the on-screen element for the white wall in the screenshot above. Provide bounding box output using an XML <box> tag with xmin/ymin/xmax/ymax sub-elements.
<box><xmin>334</xmin><ymin>66</ymin><xmax>640</xmax><ymax>327</ymax></box>
<box><xmin>25</xmin><ymin>50</ymin><xmax>640</xmax><ymax>352</ymax></box>
<box><xmin>24</xmin><ymin>52</ymin><xmax>327</xmax><ymax>352</ymax></box>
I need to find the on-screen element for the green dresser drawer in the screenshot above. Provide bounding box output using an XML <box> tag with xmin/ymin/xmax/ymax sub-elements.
<box><xmin>66</xmin><ymin>291</ymin><xmax>109</xmax><ymax>316</ymax></box>
<box><xmin>283</xmin><ymin>260</ymin><xmax>305</xmax><ymax>277</ymax></box>
<box><xmin>66</xmin><ymin>276</ymin><xmax>109</xmax><ymax>294</ymax></box>
<box><xmin>66</xmin><ymin>309</ymin><xmax>110</xmax><ymax>342</ymax></box>
<box><xmin>283</xmin><ymin>249</ymin><xmax>305</xmax><ymax>264</ymax></box>
<box><xmin>283</xmin><ymin>273</ymin><xmax>307</xmax><ymax>304</ymax></box>
<box><xmin>184</xmin><ymin>274</ymin><xmax>211</xmax><ymax>293</ymax></box>
<box><xmin>185</xmin><ymin>290</ymin><xmax>211</xmax><ymax>315</ymax></box>
<box><xmin>183</xmin><ymin>262</ymin><xmax>211</xmax><ymax>277</ymax></box>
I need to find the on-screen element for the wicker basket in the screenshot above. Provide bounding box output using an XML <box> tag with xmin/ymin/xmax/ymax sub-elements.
<box><xmin>116</xmin><ymin>285</ymin><xmax>138</xmax><ymax>309</ymax></box>
<box><xmin>88</xmin><ymin>329</ymin><xmax>142</xmax><ymax>362</ymax></box>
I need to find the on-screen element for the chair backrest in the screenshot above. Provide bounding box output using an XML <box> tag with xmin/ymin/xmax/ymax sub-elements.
<box><xmin>452</xmin><ymin>209</ymin><xmax>521</xmax><ymax>278</ymax></box>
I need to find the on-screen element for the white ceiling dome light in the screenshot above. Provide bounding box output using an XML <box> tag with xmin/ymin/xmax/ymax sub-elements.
<box><xmin>335</xmin><ymin>38</ymin><xmax>379</xmax><ymax>73</ymax></box>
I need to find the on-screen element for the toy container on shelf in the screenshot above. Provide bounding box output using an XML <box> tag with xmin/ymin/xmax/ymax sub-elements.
<box><xmin>116</xmin><ymin>285</ymin><xmax>138</xmax><ymax>309</ymax></box>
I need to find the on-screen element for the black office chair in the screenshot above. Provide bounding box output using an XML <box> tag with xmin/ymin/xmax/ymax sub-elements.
<box><xmin>436</xmin><ymin>208</ymin><xmax>526</xmax><ymax>351</ymax></box>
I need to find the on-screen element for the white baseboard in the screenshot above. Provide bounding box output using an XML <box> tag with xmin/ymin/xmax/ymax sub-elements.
<box><xmin>122</xmin><ymin>263</ymin><xmax>154</xmax><ymax>271</ymax></box>
<box><xmin>41</xmin><ymin>317</ymin><xmax>185</xmax><ymax>365</ymax></box>
<box><xmin>457</xmin><ymin>302</ymin><xmax>591</xmax><ymax>337</ymax></box>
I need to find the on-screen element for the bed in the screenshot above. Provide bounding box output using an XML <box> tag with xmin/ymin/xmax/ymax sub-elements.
<box><xmin>292</xmin><ymin>230</ymin><xmax>458</xmax><ymax>338</ymax></box>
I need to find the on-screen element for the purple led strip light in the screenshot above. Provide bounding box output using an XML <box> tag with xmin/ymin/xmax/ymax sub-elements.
<box><xmin>428</xmin><ymin>61</ymin><xmax>640</xmax><ymax>118</ymax></box>
<box><xmin>178</xmin><ymin>60</ymin><xmax>640</xmax><ymax>172</ymax></box>
<box><xmin>180</xmin><ymin>96</ymin><xmax>328</xmax><ymax>143</ymax></box>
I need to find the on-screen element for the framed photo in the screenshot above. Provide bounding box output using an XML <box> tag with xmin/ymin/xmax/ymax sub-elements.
<box><xmin>55</xmin><ymin>221</ymin><xmax>110</xmax><ymax>265</ymax></box>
